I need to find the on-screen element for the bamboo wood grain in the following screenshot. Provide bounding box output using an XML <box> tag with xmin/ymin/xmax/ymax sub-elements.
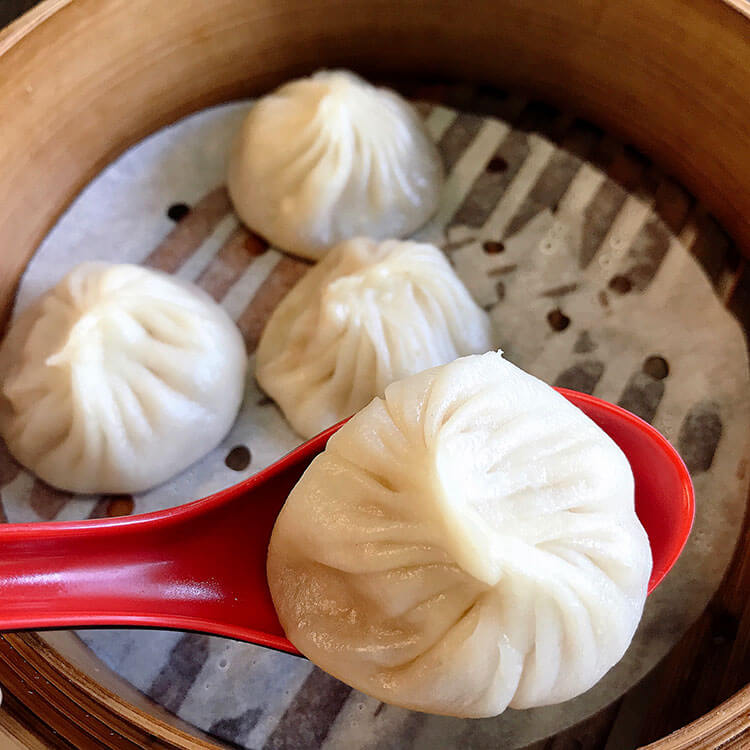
<box><xmin>722</xmin><ymin>0</ymin><xmax>750</xmax><ymax>20</ymax></box>
<box><xmin>0</xmin><ymin>701</ymin><xmax>55</xmax><ymax>750</ymax></box>
<box><xmin>0</xmin><ymin>0</ymin><xmax>749</xmax><ymax>748</ymax></box>
<box><xmin>0</xmin><ymin>632</ymin><xmax>230</xmax><ymax>749</ymax></box>
<box><xmin>641</xmin><ymin>684</ymin><xmax>750</xmax><ymax>749</ymax></box>
<box><xmin>0</xmin><ymin>0</ymin><xmax>72</xmax><ymax>55</ymax></box>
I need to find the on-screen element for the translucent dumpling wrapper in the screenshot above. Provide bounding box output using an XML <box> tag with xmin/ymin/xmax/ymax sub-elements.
<box><xmin>227</xmin><ymin>70</ymin><xmax>444</xmax><ymax>259</ymax></box>
<box><xmin>255</xmin><ymin>237</ymin><xmax>493</xmax><ymax>438</ymax></box>
<box><xmin>0</xmin><ymin>262</ymin><xmax>247</xmax><ymax>494</ymax></box>
<box><xmin>267</xmin><ymin>352</ymin><xmax>652</xmax><ymax>718</ymax></box>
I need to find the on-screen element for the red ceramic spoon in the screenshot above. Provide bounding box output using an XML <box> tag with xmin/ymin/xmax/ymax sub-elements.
<box><xmin>0</xmin><ymin>389</ymin><xmax>694</xmax><ymax>655</ymax></box>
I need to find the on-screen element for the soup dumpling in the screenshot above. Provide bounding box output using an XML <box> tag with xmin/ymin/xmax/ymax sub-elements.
<box><xmin>255</xmin><ymin>237</ymin><xmax>493</xmax><ymax>438</ymax></box>
<box><xmin>267</xmin><ymin>352</ymin><xmax>652</xmax><ymax>718</ymax></box>
<box><xmin>227</xmin><ymin>70</ymin><xmax>444</xmax><ymax>259</ymax></box>
<box><xmin>0</xmin><ymin>262</ymin><xmax>247</xmax><ymax>494</ymax></box>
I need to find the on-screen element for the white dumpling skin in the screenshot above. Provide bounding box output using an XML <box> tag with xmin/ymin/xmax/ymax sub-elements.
<box><xmin>227</xmin><ymin>70</ymin><xmax>444</xmax><ymax>259</ymax></box>
<box><xmin>255</xmin><ymin>237</ymin><xmax>494</xmax><ymax>439</ymax></box>
<box><xmin>267</xmin><ymin>352</ymin><xmax>652</xmax><ymax>718</ymax></box>
<box><xmin>0</xmin><ymin>262</ymin><xmax>247</xmax><ymax>494</ymax></box>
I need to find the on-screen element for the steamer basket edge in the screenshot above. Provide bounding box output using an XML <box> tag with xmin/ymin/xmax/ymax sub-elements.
<box><xmin>0</xmin><ymin>0</ymin><xmax>749</xmax><ymax>747</ymax></box>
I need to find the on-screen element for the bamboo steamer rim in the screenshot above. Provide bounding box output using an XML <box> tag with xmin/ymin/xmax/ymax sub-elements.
<box><xmin>0</xmin><ymin>0</ymin><xmax>749</xmax><ymax>747</ymax></box>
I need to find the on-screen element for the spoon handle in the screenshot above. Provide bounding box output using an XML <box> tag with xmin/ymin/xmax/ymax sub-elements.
<box><xmin>0</xmin><ymin>426</ymin><xmax>339</xmax><ymax>647</ymax></box>
<box><xmin>0</xmin><ymin>511</ymin><xmax>194</xmax><ymax>632</ymax></box>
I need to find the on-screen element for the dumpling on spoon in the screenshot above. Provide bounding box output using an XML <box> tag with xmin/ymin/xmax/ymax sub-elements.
<box><xmin>255</xmin><ymin>237</ymin><xmax>493</xmax><ymax>438</ymax></box>
<box><xmin>227</xmin><ymin>70</ymin><xmax>444</xmax><ymax>259</ymax></box>
<box><xmin>267</xmin><ymin>351</ymin><xmax>652</xmax><ymax>718</ymax></box>
<box><xmin>0</xmin><ymin>262</ymin><xmax>247</xmax><ymax>494</ymax></box>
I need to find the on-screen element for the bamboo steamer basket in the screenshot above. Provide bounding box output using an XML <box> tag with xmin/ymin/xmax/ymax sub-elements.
<box><xmin>0</xmin><ymin>0</ymin><xmax>749</xmax><ymax>747</ymax></box>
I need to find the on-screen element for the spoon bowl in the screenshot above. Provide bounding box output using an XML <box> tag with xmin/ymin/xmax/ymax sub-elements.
<box><xmin>0</xmin><ymin>389</ymin><xmax>695</xmax><ymax>655</ymax></box>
